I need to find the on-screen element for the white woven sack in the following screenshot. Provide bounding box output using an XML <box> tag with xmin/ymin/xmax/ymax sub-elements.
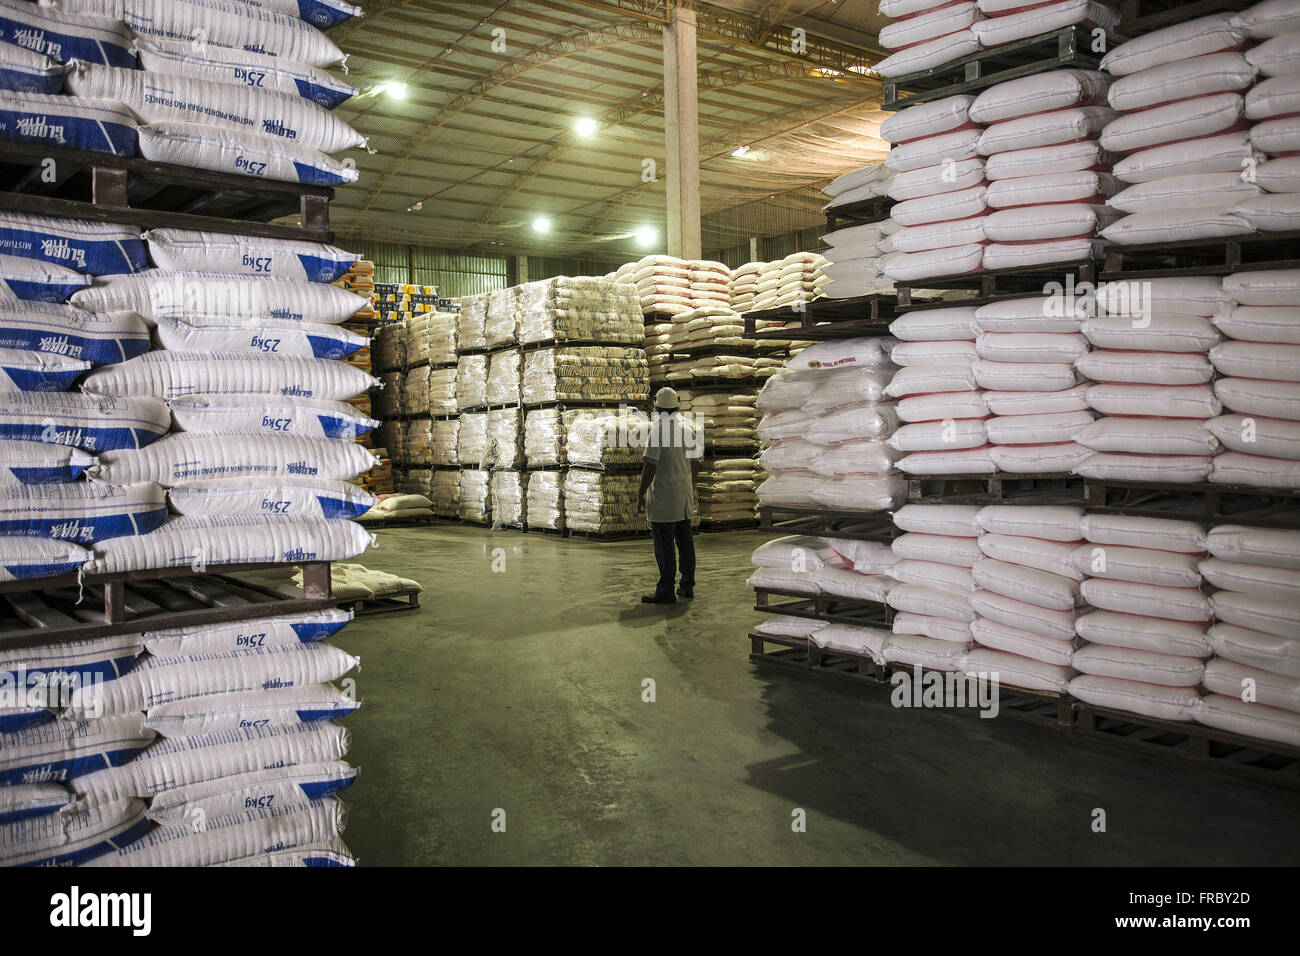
<box><xmin>57</xmin><ymin>0</ymin><xmax>347</xmax><ymax>67</ymax></box>
<box><xmin>1230</xmin><ymin>193</ymin><xmax>1300</xmax><ymax>232</ymax></box>
<box><xmin>985</xmin><ymin>140</ymin><xmax>1113</xmax><ymax>180</ymax></box>
<box><xmin>0</xmin><ymin>437</ymin><xmax>94</xmax><ymax>487</ymax></box>
<box><xmin>977</xmin><ymin>106</ymin><xmax>1116</xmax><ymax>157</ymax></box>
<box><xmin>143</xmin><ymin>608</ymin><xmax>351</xmax><ymax>658</ymax></box>
<box><xmin>883</xmin><ymin>633</ymin><xmax>968</xmax><ymax>669</ymax></box>
<box><xmin>975</xmin><ymin>331</ymin><xmax>1089</xmax><ymax>364</ymax></box>
<box><xmin>85</xmin><ymin>513</ymin><xmax>375</xmax><ymax>574</ymax></box>
<box><xmin>892</xmin><ymin>559</ymin><xmax>973</xmax><ymax>593</ymax></box>
<box><xmin>167</xmin><ymin>475</ymin><xmax>376</xmax><ymax>520</ymax></box>
<box><xmin>984</xmin><ymin>385</ymin><xmax>1090</xmax><ymax>414</ymax></box>
<box><xmin>981</xmin><ymin>237</ymin><xmax>1101</xmax><ymax>271</ymax></box>
<box><xmin>1075</xmin><ymin>452</ymin><xmax>1214</xmax><ymax>483</ymax></box>
<box><xmin>1196</xmin><ymin>694</ymin><xmax>1300</xmax><ymax>747</ymax></box>
<box><xmin>977</xmin><ymin>532</ymin><xmax>1081</xmax><ymax>579</ymax></box>
<box><xmin>892</xmin><ymin>217</ymin><xmax>988</xmax><ymax>252</ymax></box>
<box><xmin>169</xmin><ymin>393</ymin><xmax>377</xmax><ymax>441</ymax></box>
<box><xmin>893</xmin><ymin>612</ymin><xmax>973</xmax><ymax>643</ymax></box>
<box><xmin>66</xmin><ymin>62</ymin><xmax>362</xmax><ymax>154</ymax></box>
<box><xmin>986</xmin><ymin>410</ymin><xmax>1094</xmax><ymax>445</ymax></box>
<box><xmin>1082</xmin><ymin>315</ymin><xmax>1221</xmax><ymax>352</ymax></box>
<box><xmin>146</xmin><ymin>761</ymin><xmax>356</xmax><ymax>828</ymax></box>
<box><xmin>808</xmin><ymin>475</ymin><xmax>906</xmax><ymax>511</ymax></box>
<box><xmin>71</xmin><ymin>270</ymin><xmax>368</xmax><ymax>323</ymax></box>
<box><xmin>1207</xmin><ymin>622</ymin><xmax>1300</xmax><ymax>677</ymax></box>
<box><xmin>0</xmin><ymin>480</ymin><xmax>165</xmax><ymax>543</ymax></box>
<box><xmin>0</xmin><ymin>0</ymin><xmax>134</xmax><ymax>66</ymax></box>
<box><xmin>972</xmin><ymin>359</ymin><xmax>1081</xmax><ymax>392</ymax></box>
<box><xmin>0</xmin><ymin>713</ymin><xmax>154</xmax><ymax>785</ymax></box>
<box><xmin>1097</xmin><ymin>276</ymin><xmax>1226</xmax><ymax>316</ymax></box>
<box><xmin>0</xmin><ymin>38</ymin><xmax>62</xmax><ymax>94</ymax></box>
<box><xmin>972</xmin><ymin>556</ymin><xmax>1080</xmax><ymax>611</ymax></box>
<box><xmin>810</xmin><ymin>624</ymin><xmax>892</xmax><ymax>662</ymax></box>
<box><xmin>975</xmin><ymin>295</ymin><xmax>1091</xmax><ymax>331</ymax></box>
<box><xmin>892</xmin><ymin>532</ymin><xmax>983</xmax><ymax>566</ymax></box>
<box><xmin>1254</xmin><ymin>156</ymin><xmax>1300</xmax><ymax>193</ymax></box>
<box><xmin>891</xmin><ymin>340</ymin><xmax>978</xmax><ymax>366</ymax></box>
<box><xmin>1069</xmin><ymin>675</ymin><xmax>1202</xmax><ymax>721</ymax></box>
<box><xmin>1107</xmin><ymin>53</ymin><xmax>1257</xmax><ymax>114</ymax></box>
<box><xmin>154</xmin><ymin>316</ymin><xmax>366</xmax><ymax>361</ymax></box>
<box><xmin>896</xmin><ymin>446</ymin><xmax>997</xmax><ymax>475</ymax></box>
<box><xmin>898</xmin><ymin>392</ymin><xmax>990</xmax><ymax>424</ymax></box>
<box><xmin>885</xmin><ymin>583</ymin><xmax>976</xmax><ymax>623</ymax></box>
<box><xmin>0</xmin><ymin>302</ymin><xmax>150</xmax><ymax>367</ymax></box>
<box><xmin>1212</xmin><ymin>590</ymin><xmax>1300</xmax><ymax>639</ymax></box>
<box><xmin>0</xmin><ymin>90</ymin><xmax>138</xmax><ymax>156</ymax></box>
<box><xmin>0</xmin><ymin>346</ymin><xmax>88</xmax><ymax>391</ymax></box>
<box><xmin>0</xmin><ymin>535</ymin><xmax>89</xmax><ymax>581</ymax></box>
<box><xmin>134</xmin><ymin>38</ymin><xmax>357</xmax><ymax>109</ymax></box>
<box><xmin>977</xmin><ymin>504</ymin><xmax>1081</xmax><ymax>540</ymax></box>
<box><xmin>786</xmin><ymin>336</ymin><xmax>895</xmax><ymax>371</ymax></box>
<box><xmin>884</xmin><ymin>244</ymin><xmax>985</xmax><ymax>281</ymax></box>
<box><xmin>1113</xmin><ymin>132</ymin><xmax>1261</xmax><ymax>184</ymax></box>
<box><xmin>1076</xmin><ymin>610</ymin><xmax>1211</xmax><ymax>658</ymax></box>
<box><xmin>1072</xmin><ymin>645</ymin><xmax>1205</xmax><ymax>687</ymax></box>
<box><xmin>1211</xmin><ymin>341</ymin><xmax>1300</xmax><ymax>381</ymax></box>
<box><xmin>872</xmin><ymin>29</ymin><xmax>980</xmax><ymax>79</ymax></box>
<box><xmin>1206</xmin><ymin>525</ymin><xmax>1300</xmax><ymax>570</ymax></box>
<box><xmin>1079</xmin><ymin>512</ymin><xmax>1208</xmax><ymax>552</ymax></box>
<box><xmin>1107</xmin><ymin>172</ymin><xmax>1261</xmax><ymax>214</ymax></box>
<box><xmin>0</xmin><ymin>797</ymin><xmax>148</xmax><ymax>867</ymax></box>
<box><xmin>1101</xmin><ymin>92</ymin><xmax>1245</xmax><ymax>154</ymax></box>
<box><xmin>960</xmin><ymin>647</ymin><xmax>1074</xmax><ymax>692</ymax></box>
<box><xmin>1200</xmin><ymin>557</ymin><xmax>1300</xmax><ymax>600</ymax></box>
<box><xmin>991</xmin><ymin>443</ymin><xmax>1091</xmax><ymax>473</ymax></box>
<box><xmin>886</xmin><ymin>130</ymin><xmax>983</xmax><ymax>174</ymax></box>
<box><xmin>969</xmin><ymin>69</ymin><xmax>1110</xmax><ymax>124</ymax></box>
<box><xmin>878</xmin><ymin>95</ymin><xmax>975</xmax><ymax>145</ymax></box>
<box><xmin>1081</xmin><ymin>578</ymin><xmax>1212</xmax><ymax>621</ymax></box>
<box><xmin>1068</xmin><ymin>542</ymin><xmax>1203</xmax><ymax>588</ymax></box>
<box><xmin>1100</xmin><ymin>14</ymin><xmax>1246</xmax><ymax>77</ymax></box>
<box><xmin>1248</xmin><ymin>34</ymin><xmax>1300</xmax><ymax>78</ymax></box>
<box><xmin>1100</xmin><ymin>208</ymin><xmax>1254</xmax><ymax>245</ymax></box>
<box><xmin>83</xmin><ymin>351</ymin><xmax>378</xmax><ymax>401</ymax></box>
<box><xmin>0</xmin><ymin>210</ymin><xmax>147</xmax><ymax>276</ymax></box>
<box><xmin>888</xmin><ymin>159</ymin><xmax>986</xmax><ymax>202</ymax></box>
<box><xmin>1076</xmin><ymin>350</ymin><xmax>1213</xmax><ymax>385</ymax></box>
<box><xmin>888</xmin><ymin>419</ymin><xmax>987</xmax><ymax>451</ymax></box>
<box><xmin>811</xmin><ymin>566</ymin><xmax>895</xmax><ymax>603</ymax></box>
<box><xmin>88</xmin><ymin>797</ymin><xmax>345</xmax><ymax>867</ymax></box>
<box><xmin>0</xmin><ymin>392</ymin><xmax>169</xmax><ymax>451</ymax></box>
<box><xmin>0</xmin><ymin>252</ymin><xmax>88</xmax><ymax>302</ymax></box>
<box><xmin>144</xmin><ymin>685</ymin><xmax>358</xmax><ymax>737</ymax></box>
<box><xmin>972</xmin><ymin>0</ymin><xmax>1119</xmax><ymax>47</ymax></box>
<box><xmin>891</xmin><ymin>185</ymin><xmax>989</xmax><ymax>227</ymax></box>
<box><xmin>986</xmin><ymin>170</ymin><xmax>1120</xmax><ymax>209</ymax></box>
<box><xmin>879</xmin><ymin>2</ymin><xmax>982</xmax><ymax>50</ymax></box>
<box><xmin>1223</xmin><ymin>269</ymin><xmax>1300</xmax><ymax>306</ymax></box>
<box><xmin>1087</xmin><ymin>383</ymin><xmax>1222</xmax><ymax>419</ymax></box>
<box><xmin>970</xmin><ymin>590</ymin><xmax>1078</xmax><ymax>640</ymax></box>
<box><xmin>1074</xmin><ymin>418</ymin><xmax>1220</xmax><ymax>456</ymax></box>
<box><xmin>146</xmin><ymin>229</ymin><xmax>357</xmax><ymax>284</ymax></box>
<box><xmin>893</xmin><ymin>503</ymin><xmax>981</xmax><ymax>536</ymax></box>
<box><xmin>969</xmin><ymin>618</ymin><xmax>1077</xmax><ymax>666</ymax></box>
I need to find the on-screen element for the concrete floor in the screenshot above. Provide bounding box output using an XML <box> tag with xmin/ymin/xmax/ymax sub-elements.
<box><xmin>331</xmin><ymin>525</ymin><xmax>1300</xmax><ymax>866</ymax></box>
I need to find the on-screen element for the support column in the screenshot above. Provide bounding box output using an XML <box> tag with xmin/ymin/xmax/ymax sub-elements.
<box><xmin>663</xmin><ymin>5</ymin><xmax>701</xmax><ymax>259</ymax></box>
<box><xmin>749</xmin><ymin>236</ymin><xmax>760</xmax><ymax>262</ymax></box>
<box><xmin>515</xmin><ymin>254</ymin><xmax>528</xmax><ymax>284</ymax></box>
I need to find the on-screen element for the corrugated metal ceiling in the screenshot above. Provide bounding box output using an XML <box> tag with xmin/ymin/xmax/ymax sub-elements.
<box><xmin>325</xmin><ymin>0</ymin><xmax>887</xmax><ymax>258</ymax></box>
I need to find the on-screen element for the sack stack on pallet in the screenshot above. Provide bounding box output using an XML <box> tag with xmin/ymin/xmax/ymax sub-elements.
<box><xmin>821</xmin><ymin>176</ymin><xmax>900</xmax><ymax>301</ymax></box>
<box><xmin>612</xmin><ymin>256</ymin><xmax>732</xmax><ymax>317</ymax></box>
<box><xmin>0</xmin><ymin>0</ymin><xmax>375</xmax><ymax>868</ymax></box>
<box><xmin>755</xmin><ymin>338</ymin><xmax>905</xmax><ymax>512</ymax></box>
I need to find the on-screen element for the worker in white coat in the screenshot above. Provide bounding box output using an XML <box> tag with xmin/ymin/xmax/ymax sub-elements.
<box><xmin>638</xmin><ymin>387</ymin><xmax>701</xmax><ymax>604</ymax></box>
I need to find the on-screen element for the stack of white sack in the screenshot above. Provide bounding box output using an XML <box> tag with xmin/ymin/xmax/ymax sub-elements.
<box><xmin>487</xmin><ymin>406</ymin><xmax>524</xmax><ymax>469</ymax></box>
<box><xmin>372</xmin><ymin>370</ymin><xmax>400</xmax><ymax>420</ymax></box>
<box><xmin>486</xmin><ymin>348</ymin><xmax>520</xmax><ymax>406</ymax></box>
<box><xmin>401</xmin><ymin>366</ymin><xmax>430</xmax><ymax>417</ymax></box>
<box><xmin>747</xmin><ymin>534</ymin><xmax>899</xmax><ymax>609</ymax></box>
<box><xmin>820</xmin><ymin>214</ymin><xmax>901</xmax><ymax>300</ymax></box>
<box><xmin>521</xmin><ymin>346</ymin><xmax>649</xmax><ymax>404</ymax></box>
<box><xmin>613</xmin><ymin>255</ymin><xmax>696</xmax><ymax>316</ymax></box>
<box><xmin>883</xmin><ymin>504</ymin><xmax>979</xmax><ymax>673</ymax></box>
<box><xmin>401</xmin><ymin>419</ymin><xmax>431</xmax><ymax>468</ymax></box>
<box><xmin>484</xmin><ymin>287</ymin><xmax>517</xmax><ymax>349</ymax></box>
<box><xmin>1099</xmin><ymin>12</ymin><xmax>1270</xmax><ymax>246</ymax></box>
<box><xmin>746</xmin><ymin>253</ymin><xmax>830</xmax><ymax>314</ymax></box>
<box><xmin>454</xmin><ymin>295</ymin><xmax>489</xmax><ymax>350</ymax></box>
<box><xmin>687</xmin><ymin>261</ymin><xmax>733</xmax><ymax>311</ymax></box>
<box><xmin>370</xmin><ymin>324</ymin><xmax>402</xmax><ymax>375</ymax></box>
<box><xmin>427</xmin><ymin>469</ymin><xmax>461</xmax><ymax>518</ymax></box>
<box><xmin>429</xmin><ymin>418</ymin><xmax>459</xmax><ymax>466</ymax></box>
<box><xmin>456</xmin><ymin>353</ymin><xmax>488</xmax><ymax>410</ymax></box>
<box><xmin>967</xmin><ymin>504</ymin><xmax>1085</xmax><ymax>692</ymax></box>
<box><xmin>1075</xmin><ymin>276</ymin><xmax>1224</xmax><ymax>483</ymax></box>
<box><xmin>490</xmin><ymin>470</ymin><xmax>526</xmax><ymax>529</ymax></box>
<box><xmin>564</xmin><ymin>408</ymin><xmax>650</xmax><ymax>469</ymax></box>
<box><xmin>1068</xmin><ymin>513</ymin><xmax>1211</xmax><ymax>724</ymax></box>
<box><xmin>881</xmin><ymin>94</ymin><xmax>990</xmax><ymax>282</ymax></box>
<box><xmin>457</xmin><ymin>469</ymin><xmax>490</xmax><ymax>524</ymax></box>
<box><xmin>756</xmin><ymin>337</ymin><xmax>906</xmax><ymax>512</ymax></box>
<box><xmin>665</xmin><ymin>306</ymin><xmax>747</xmax><ymax>351</ymax></box>
<box><xmin>456</xmin><ymin>411</ymin><xmax>488</xmax><ymax>468</ymax></box>
<box><xmin>696</xmin><ymin>456</ymin><xmax>761</xmax><ymax>523</ymax></box>
<box><xmin>679</xmin><ymin>389</ymin><xmax>759</xmax><ymax>453</ymax></box>
<box><xmin>822</xmin><ymin>162</ymin><xmax>896</xmax><ymax>219</ymax></box>
<box><xmin>56</xmin><ymin>607</ymin><xmax>361</xmax><ymax>867</ymax></box>
<box><xmin>524</xmin><ymin>470</ymin><xmax>564</xmax><ymax>531</ymax></box>
<box><xmin>563</xmin><ymin>469</ymin><xmax>648</xmax><ymax>534</ymax></box>
<box><xmin>59</xmin><ymin>0</ymin><xmax>364</xmax><ymax>188</ymax></box>
<box><xmin>645</xmin><ymin>317</ymin><xmax>675</xmax><ymax>383</ymax></box>
<box><xmin>427</xmin><ymin>366</ymin><xmax>458</xmax><ymax>417</ymax></box>
<box><xmin>885</xmin><ymin>304</ymin><xmax>993</xmax><ymax>475</ymax></box>
<box><xmin>1197</xmin><ymin>524</ymin><xmax>1300</xmax><ymax>747</ymax></box>
<box><xmin>971</xmin><ymin>70</ymin><xmax>1121</xmax><ymax>270</ymax></box>
<box><xmin>1208</xmin><ymin>270</ymin><xmax>1300</xmax><ymax>487</ymax></box>
<box><xmin>729</xmin><ymin>261</ymin><xmax>762</xmax><ymax>313</ymax></box>
<box><xmin>972</xmin><ymin>295</ymin><xmax>1093</xmax><ymax>474</ymax></box>
<box><xmin>515</xmin><ymin>277</ymin><xmax>644</xmax><ymax>344</ymax></box>
<box><xmin>872</xmin><ymin>0</ymin><xmax>982</xmax><ymax>80</ymax></box>
<box><xmin>403</xmin><ymin>311</ymin><xmax>458</xmax><ymax>367</ymax></box>
<box><xmin>359</xmin><ymin>492</ymin><xmax>433</xmax><ymax>523</ymax></box>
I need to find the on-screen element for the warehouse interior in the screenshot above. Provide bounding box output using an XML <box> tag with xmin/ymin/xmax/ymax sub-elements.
<box><xmin>2</xmin><ymin>0</ymin><xmax>1300</xmax><ymax>881</ymax></box>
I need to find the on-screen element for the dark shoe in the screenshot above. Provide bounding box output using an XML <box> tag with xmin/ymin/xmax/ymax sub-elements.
<box><xmin>678</xmin><ymin>587</ymin><xmax>694</xmax><ymax>599</ymax></box>
<box><xmin>642</xmin><ymin>593</ymin><xmax>676</xmax><ymax>604</ymax></box>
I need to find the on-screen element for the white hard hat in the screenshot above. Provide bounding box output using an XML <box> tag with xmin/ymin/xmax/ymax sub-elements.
<box><xmin>655</xmin><ymin>387</ymin><xmax>679</xmax><ymax>410</ymax></box>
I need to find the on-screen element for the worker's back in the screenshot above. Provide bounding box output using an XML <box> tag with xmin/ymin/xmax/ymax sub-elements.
<box><xmin>643</xmin><ymin>410</ymin><xmax>698</xmax><ymax>523</ymax></box>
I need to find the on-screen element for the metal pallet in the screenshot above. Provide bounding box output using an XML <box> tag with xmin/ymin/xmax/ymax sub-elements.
<box><xmin>905</xmin><ymin>473</ymin><xmax>1086</xmax><ymax>505</ymax></box>
<box><xmin>757</xmin><ymin>506</ymin><xmax>897</xmax><ymax>542</ymax></box>
<box><xmin>1083</xmin><ymin>479</ymin><xmax>1300</xmax><ymax>530</ymax></box>
<box><xmin>1101</xmin><ymin>230</ymin><xmax>1300</xmax><ymax>280</ymax></box>
<box><xmin>742</xmin><ymin>293</ymin><xmax>898</xmax><ymax>341</ymax></box>
<box><xmin>895</xmin><ymin>260</ymin><xmax>1101</xmax><ymax>309</ymax></box>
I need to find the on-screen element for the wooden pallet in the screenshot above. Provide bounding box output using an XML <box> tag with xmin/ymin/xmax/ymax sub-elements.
<box><xmin>1083</xmin><ymin>479</ymin><xmax>1300</xmax><ymax>530</ymax></box>
<box><xmin>566</xmin><ymin>528</ymin><xmax>652</xmax><ymax>540</ymax></box>
<box><xmin>753</xmin><ymin>588</ymin><xmax>893</xmax><ymax>627</ymax></box>
<box><xmin>1101</xmin><ymin>230</ymin><xmax>1300</xmax><ymax>279</ymax></box>
<box><xmin>1115</xmin><ymin>0</ymin><xmax>1254</xmax><ymax>38</ymax></box>
<box><xmin>825</xmin><ymin>195</ymin><xmax>895</xmax><ymax>232</ymax></box>
<box><xmin>356</xmin><ymin>515</ymin><xmax>439</xmax><ymax>529</ymax></box>
<box><xmin>696</xmin><ymin>518</ymin><xmax>759</xmax><ymax>532</ymax></box>
<box><xmin>336</xmin><ymin>586</ymin><xmax>422</xmax><ymax>616</ymax></box>
<box><xmin>905</xmin><ymin>473</ymin><xmax>1086</xmax><ymax>505</ymax></box>
<box><xmin>882</xmin><ymin>26</ymin><xmax>1105</xmax><ymax>111</ymax></box>
<box><xmin>757</xmin><ymin>505</ymin><xmax>896</xmax><ymax>542</ymax></box>
<box><xmin>523</xmin><ymin>524</ymin><xmax>568</xmax><ymax>536</ymax></box>
<box><xmin>742</xmin><ymin>293</ymin><xmax>897</xmax><ymax>341</ymax></box>
<box><xmin>0</xmin><ymin>140</ymin><xmax>333</xmax><ymax>242</ymax></box>
<box><xmin>0</xmin><ymin>562</ymin><xmax>334</xmax><ymax>650</ymax></box>
<box><xmin>895</xmin><ymin>260</ymin><xmax>1101</xmax><ymax>309</ymax></box>
<box><xmin>1075</xmin><ymin>704</ymin><xmax>1300</xmax><ymax>789</ymax></box>
<box><xmin>520</xmin><ymin>337</ymin><xmax>645</xmax><ymax>351</ymax></box>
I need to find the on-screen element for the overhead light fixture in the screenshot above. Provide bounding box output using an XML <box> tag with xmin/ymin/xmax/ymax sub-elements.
<box><xmin>848</xmin><ymin>64</ymin><xmax>871</xmax><ymax>74</ymax></box>
<box><xmin>377</xmin><ymin>80</ymin><xmax>408</xmax><ymax>100</ymax></box>
<box><xmin>574</xmin><ymin>116</ymin><xmax>598</xmax><ymax>137</ymax></box>
<box><xmin>731</xmin><ymin>145</ymin><xmax>750</xmax><ymax>157</ymax></box>
<box><xmin>406</xmin><ymin>201</ymin><xmax>423</xmax><ymax>212</ymax></box>
<box><xmin>635</xmin><ymin>226</ymin><xmax>655</xmax><ymax>248</ymax></box>
<box><xmin>532</xmin><ymin>216</ymin><xmax>551</xmax><ymax>234</ymax></box>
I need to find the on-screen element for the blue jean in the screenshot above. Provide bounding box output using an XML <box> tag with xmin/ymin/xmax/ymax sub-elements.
<box><xmin>652</xmin><ymin>519</ymin><xmax>695</xmax><ymax>597</ymax></box>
